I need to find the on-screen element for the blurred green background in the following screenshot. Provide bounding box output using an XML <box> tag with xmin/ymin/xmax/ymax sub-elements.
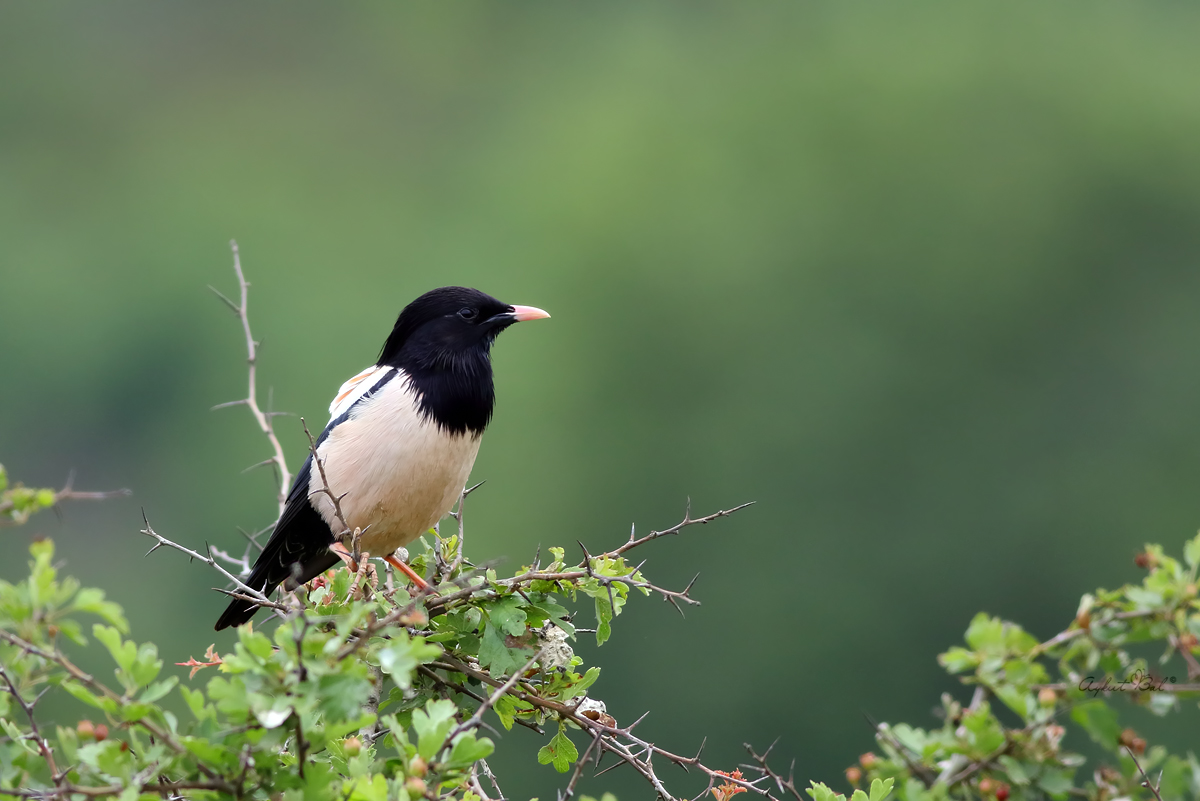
<box><xmin>5</xmin><ymin>2</ymin><xmax>1200</xmax><ymax>797</ymax></box>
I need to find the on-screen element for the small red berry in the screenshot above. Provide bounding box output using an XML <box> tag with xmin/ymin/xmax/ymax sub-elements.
<box><xmin>93</xmin><ymin>724</ymin><xmax>108</xmax><ymax>742</ymax></box>
<box><xmin>76</xmin><ymin>720</ymin><xmax>95</xmax><ymax>740</ymax></box>
<box><xmin>996</xmin><ymin>784</ymin><xmax>1010</xmax><ymax>801</ymax></box>
<box><xmin>859</xmin><ymin>752</ymin><xmax>878</xmax><ymax>769</ymax></box>
<box><xmin>845</xmin><ymin>767</ymin><xmax>862</xmax><ymax>785</ymax></box>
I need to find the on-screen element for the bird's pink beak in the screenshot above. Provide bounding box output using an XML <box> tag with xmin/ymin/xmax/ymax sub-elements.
<box><xmin>509</xmin><ymin>305</ymin><xmax>551</xmax><ymax>322</ymax></box>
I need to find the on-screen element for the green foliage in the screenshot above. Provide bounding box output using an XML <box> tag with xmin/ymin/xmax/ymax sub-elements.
<box><xmin>0</xmin><ymin>464</ymin><xmax>59</xmax><ymax>527</ymax></box>
<box><xmin>850</xmin><ymin>534</ymin><xmax>1200</xmax><ymax>801</ymax></box>
<box><xmin>5</xmin><ymin>449</ymin><xmax>1200</xmax><ymax>801</ymax></box>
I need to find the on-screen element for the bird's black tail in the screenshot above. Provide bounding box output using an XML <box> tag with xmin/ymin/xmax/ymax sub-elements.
<box><xmin>214</xmin><ymin>456</ymin><xmax>340</xmax><ymax>631</ymax></box>
<box><xmin>214</xmin><ymin>556</ymin><xmax>279</xmax><ymax>631</ymax></box>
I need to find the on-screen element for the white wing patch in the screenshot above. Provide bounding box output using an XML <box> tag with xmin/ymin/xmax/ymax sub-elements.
<box><xmin>328</xmin><ymin>365</ymin><xmax>394</xmax><ymax>421</ymax></box>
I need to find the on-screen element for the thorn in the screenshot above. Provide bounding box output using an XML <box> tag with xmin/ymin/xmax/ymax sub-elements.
<box><xmin>208</xmin><ymin>285</ymin><xmax>240</xmax><ymax>313</ymax></box>
<box><xmin>463</xmin><ymin>480</ymin><xmax>487</xmax><ymax>498</ymax></box>
<box><xmin>241</xmin><ymin>458</ymin><xmax>277</xmax><ymax>474</ymax></box>
<box><xmin>211</xmin><ymin>398</ymin><xmax>249</xmax><ymax>410</ymax></box>
<box><xmin>624</xmin><ymin>710</ymin><xmax>650</xmax><ymax>733</ymax></box>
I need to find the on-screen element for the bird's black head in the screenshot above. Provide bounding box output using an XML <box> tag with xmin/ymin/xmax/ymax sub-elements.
<box><xmin>378</xmin><ymin>286</ymin><xmax>550</xmax><ymax>434</ymax></box>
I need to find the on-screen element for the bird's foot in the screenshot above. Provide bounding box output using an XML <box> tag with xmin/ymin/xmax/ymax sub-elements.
<box><xmin>384</xmin><ymin>553</ymin><xmax>431</xmax><ymax>591</ymax></box>
<box><xmin>330</xmin><ymin>541</ymin><xmax>359</xmax><ymax>573</ymax></box>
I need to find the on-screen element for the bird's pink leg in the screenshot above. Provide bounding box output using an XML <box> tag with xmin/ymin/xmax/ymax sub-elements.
<box><xmin>329</xmin><ymin>541</ymin><xmax>359</xmax><ymax>573</ymax></box>
<box><xmin>384</xmin><ymin>553</ymin><xmax>430</xmax><ymax>590</ymax></box>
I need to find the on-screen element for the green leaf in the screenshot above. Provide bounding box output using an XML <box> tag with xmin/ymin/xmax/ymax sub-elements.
<box><xmin>61</xmin><ymin>679</ymin><xmax>109</xmax><ymax>711</ymax></box>
<box><xmin>376</xmin><ymin>635</ymin><xmax>441</xmax><ymax>689</ymax></box>
<box><xmin>318</xmin><ymin>672</ymin><xmax>371</xmax><ymax>722</ymax></box>
<box><xmin>179</xmin><ymin>685</ymin><xmax>209</xmax><ymax>719</ymax></box>
<box><xmin>593</xmin><ymin>591</ymin><xmax>616</xmax><ymax>646</ymax></box>
<box><xmin>488</xmin><ymin>597</ymin><xmax>529</xmax><ymax>636</ymax></box>
<box><xmin>1</xmin><ymin>717</ymin><xmax>37</xmax><ymax>754</ymax></box>
<box><xmin>1185</xmin><ymin>533</ymin><xmax>1200</xmax><ymax>570</ymax></box>
<box><xmin>1037</xmin><ymin>769</ymin><xmax>1074</xmax><ymax>798</ymax></box>
<box><xmin>938</xmin><ymin>647</ymin><xmax>979</xmax><ymax>674</ymax></box>
<box><xmin>1070</xmin><ymin>700</ymin><xmax>1120</xmax><ymax>750</ymax></box>
<box><xmin>93</xmin><ymin>624</ymin><xmax>136</xmax><ymax>673</ymax></box>
<box><xmin>806</xmin><ymin>782</ymin><xmax>844</xmax><ymax>801</ymax></box>
<box><xmin>78</xmin><ymin>740</ymin><xmax>134</xmax><ymax>782</ymax></box>
<box><xmin>70</xmin><ymin>588</ymin><xmax>129</xmax><ymax>633</ymax></box>
<box><xmin>237</xmin><ymin>626</ymin><xmax>274</xmax><ymax>660</ymax></box>
<box><xmin>493</xmin><ymin>694</ymin><xmax>533</xmax><ymax>731</ymax></box>
<box><xmin>537</xmin><ymin>728</ymin><xmax>579</xmax><ymax>773</ymax></box>
<box><xmin>964</xmin><ymin>613</ymin><xmax>1004</xmax><ymax>652</ymax></box>
<box><xmin>960</xmin><ymin>705</ymin><xmax>1005</xmax><ymax>756</ymax></box>
<box><xmin>868</xmin><ymin>778</ymin><xmax>895</xmax><ymax>801</ymax></box>
<box><xmin>478</xmin><ymin>622</ymin><xmax>526</xmax><ymax>677</ymax></box>
<box><xmin>412</xmin><ymin>698</ymin><xmax>457</xmax><ymax>760</ymax></box>
<box><xmin>444</xmin><ymin>732</ymin><xmax>495</xmax><ymax>769</ymax></box>
<box><xmin>139</xmin><ymin>677</ymin><xmax>178</xmax><ymax>705</ymax></box>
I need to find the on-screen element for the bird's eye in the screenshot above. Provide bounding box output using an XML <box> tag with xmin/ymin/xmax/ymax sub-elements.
<box><xmin>458</xmin><ymin>307</ymin><xmax>478</xmax><ymax>321</ymax></box>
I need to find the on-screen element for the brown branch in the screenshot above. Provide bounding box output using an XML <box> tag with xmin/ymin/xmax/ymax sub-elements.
<box><xmin>614</xmin><ymin>501</ymin><xmax>755</xmax><ymax>557</ymax></box>
<box><xmin>432</xmin><ymin>654</ymin><xmax>767</xmax><ymax>801</ymax></box>
<box><xmin>0</xmin><ymin>665</ymin><xmax>63</xmax><ymax>790</ymax></box>
<box><xmin>210</xmin><ymin>240</ymin><xmax>291</xmax><ymax>518</ymax></box>
<box><xmin>442</xmin><ymin>649</ymin><xmax>544</xmax><ymax>749</ymax></box>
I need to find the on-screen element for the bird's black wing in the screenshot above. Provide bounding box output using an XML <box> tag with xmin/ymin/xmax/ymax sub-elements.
<box><xmin>214</xmin><ymin>454</ymin><xmax>340</xmax><ymax>630</ymax></box>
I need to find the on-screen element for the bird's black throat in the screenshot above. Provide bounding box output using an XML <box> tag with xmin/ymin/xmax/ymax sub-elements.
<box><xmin>400</xmin><ymin>353</ymin><xmax>495</xmax><ymax>436</ymax></box>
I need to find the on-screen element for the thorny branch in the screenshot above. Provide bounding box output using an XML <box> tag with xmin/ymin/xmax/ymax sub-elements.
<box><xmin>209</xmin><ymin>239</ymin><xmax>292</xmax><ymax>519</ymax></box>
<box><xmin>427</xmin><ymin>502</ymin><xmax>754</xmax><ymax>615</ymax></box>
<box><xmin>139</xmin><ymin>510</ymin><xmax>288</xmax><ymax>614</ymax></box>
<box><xmin>300</xmin><ymin>416</ymin><xmax>352</xmax><ymax>542</ymax></box>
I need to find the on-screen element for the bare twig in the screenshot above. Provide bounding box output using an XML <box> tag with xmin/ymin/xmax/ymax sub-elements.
<box><xmin>140</xmin><ymin>511</ymin><xmax>286</xmax><ymax>613</ymax></box>
<box><xmin>427</xmin><ymin>502</ymin><xmax>752</xmax><ymax>615</ymax></box>
<box><xmin>210</xmin><ymin>240</ymin><xmax>291</xmax><ymax>518</ymax></box>
<box><xmin>300</xmin><ymin>416</ymin><xmax>351</xmax><ymax>540</ymax></box>
<box><xmin>0</xmin><ymin>470</ymin><xmax>130</xmax><ymax>527</ymax></box>
<box><xmin>743</xmin><ymin>740</ymin><xmax>803</xmax><ymax>801</ymax></box>
<box><xmin>1126</xmin><ymin>745</ymin><xmax>1165</xmax><ymax>801</ymax></box>
<box><xmin>0</xmin><ymin>665</ymin><xmax>62</xmax><ymax>789</ymax></box>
